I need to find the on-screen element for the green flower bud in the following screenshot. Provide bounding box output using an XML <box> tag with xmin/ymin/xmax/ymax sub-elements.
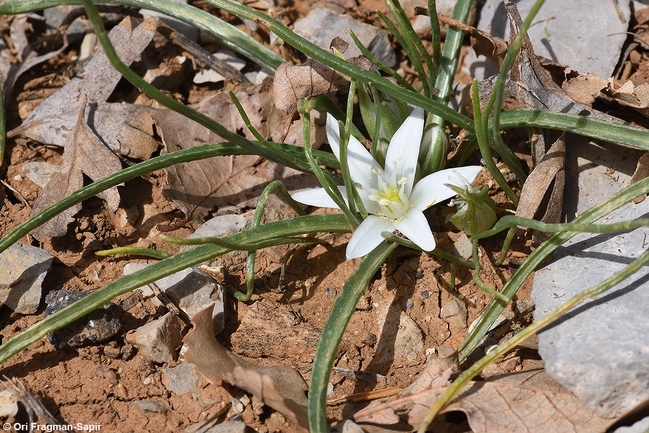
<box><xmin>420</xmin><ymin>120</ymin><xmax>449</xmax><ymax>176</ymax></box>
<box><xmin>446</xmin><ymin>175</ymin><xmax>497</xmax><ymax>236</ymax></box>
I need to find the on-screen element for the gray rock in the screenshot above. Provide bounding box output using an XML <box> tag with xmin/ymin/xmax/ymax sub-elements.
<box><xmin>321</xmin><ymin>0</ymin><xmax>358</xmax><ymax>14</ymax></box>
<box><xmin>126</xmin><ymin>312</ymin><xmax>182</xmax><ymax>363</ymax></box>
<box><xmin>470</xmin><ymin>0</ymin><xmax>630</xmax><ymax>79</ymax></box>
<box><xmin>440</xmin><ymin>298</ymin><xmax>467</xmax><ymax>328</ymax></box>
<box><xmin>532</xmin><ymin>138</ymin><xmax>649</xmax><ymax>418</ymax></box>
<box><xmin>372</xmin><ymin>295</ymin><xmax>425</xmax><ymax>369</ymax></box>
<box><xmin>185</xmin><ymin>421</ymin><xmax>246</xmax><ymax>433</ymax></box>
<box><xmin>134</xmin><ymin>399</ymin><xmax>167</xmax><ymax>415</ymax></box>
<box><xmin>45</xmin><ymin>289</ymin><xmax>122</xmax><ymax>348</ymax></box>
<box><xmin>124</xmin><ymin>264</ymin><xmax>224</xmax><ymax>335</ymax></box>
<box><xmin>162</xmin><ymin>362</ymin><xmax>203</xmax><ymax>397</ymax></box>
<box><xmin>293</xmin><ymin>8</ymin><xmax>396</xmax><ymax>67</ymax></box>
<box><xmin>453</xmin><ymin>232</ymin><xmax>473</xmax><ymax>259</ymax></box>
<box><xmin>22</xmin><ymin>162</ymin><xmax>61</xmax><ymax>188</ymax></box>
<box><xmin>0</xmin><ymin>243</ymin><xmax>53</xmax><ymax>314</ymax></box>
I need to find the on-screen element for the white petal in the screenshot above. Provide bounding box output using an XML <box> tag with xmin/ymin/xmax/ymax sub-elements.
<box><xmin>383</xmin><ymin>107</ymin><xmax>424</xmax><ymax>190</ymax></box>
<box><xmin>326</xmin><ymin>113</ymin><xmax>379</xmax><ymax>190</ymax></box>
<box><xmin>292</xmin><ymin>187</ymin><xmax>343</xmax><ymax>209</ymax></box>
<box><xmin>346</xmin><ymin>215</ymin><xmax>394</xmax><ymax>259</ymax></box>
<box><xmin>393</xmin><ymin>210</ymin><xmax>436</xmax><ymax>251</ymax></box>
<box><xmin>409</xmin><ymin>166</ymin><xmax>483</xmax><ymax>211</ymax></box>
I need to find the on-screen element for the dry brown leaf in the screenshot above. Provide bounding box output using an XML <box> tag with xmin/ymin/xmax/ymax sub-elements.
<box><xmin>354</xmin><ymin>353</ymin><xmax>459</xmax><ymax>426</ymax></box>
<box><xmin>356</xmin><ymin>369</ymin><xmax>610</xmax><ymax>433</ymax></box>
<box><xmin>562</xmin><ymin>73</ymin><xmax>608</xmax><ymax>106</ymax></box>
<box><xmin>151</xmin><ymin>90</ymin><xmax>318</xmax><ymax>221</ymax></box>
<box><xmin>604</xmin><ymin>79</ymin><xmax>649</xmax><ymax>118</ymax></box>
<box><xmin>30</xmin><ymin>97</ymin><xmax>123</xmax><ymax>239</ymax></box>
<box><xmin>516</xmin><ymin>133</ymin><xmax>566</xmax><ymax>243</ymax></box>
<box><xmin>2</xmin><ymin>15</ymin><xmax>69</xmax><ymax>100</ymax></box>
<box><xmin>273</xmin><ymin>59</ymin><xmax>351</xmax><ymax>114</ymax></box>
<box><xmin>184</xmin><ymin>305</ymin><xmax>309</xmax><ymax>430</ymax></box>
<box><xmin>8</xmin><ymin>16</ymin><xmax>158</xmax><ymax>158</ymax></box>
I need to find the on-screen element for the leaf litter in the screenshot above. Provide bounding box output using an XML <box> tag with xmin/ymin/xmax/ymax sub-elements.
<box><xmin>1</xmin><ymin>1</ymin><xmax>649</xmax><ymax>432</ymax></box>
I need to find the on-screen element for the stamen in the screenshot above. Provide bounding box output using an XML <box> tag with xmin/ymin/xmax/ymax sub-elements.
<box><xmin>397</xmin><ymin>177</ymin><xmax>408</xmax><ymax>185</ymax></box>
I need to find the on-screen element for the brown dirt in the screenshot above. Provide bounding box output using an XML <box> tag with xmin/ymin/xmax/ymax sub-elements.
<box><xmin>0</xmin><ymin>1</ymin><xmax>572</xmax><ymax>432</ymax></box>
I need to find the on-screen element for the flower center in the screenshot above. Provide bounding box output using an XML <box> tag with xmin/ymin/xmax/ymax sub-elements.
<box><xmin>367</xmin><ymin>167</ymin><xmax>411</xmax><ymax>221</ymax></box>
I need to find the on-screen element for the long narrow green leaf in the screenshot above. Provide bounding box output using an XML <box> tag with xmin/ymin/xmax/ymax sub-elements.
<box><xmin>421</xmin><ymin>242</ymin><xmax>649</xmax><ymax>432</ymax></box>
<box><xmin>0</xmin><ymin>214</ymin><xmax>350</xmax><ymax>365</ymax></box>
<box><xmin>80</xmin><ymin>0</ymin><xmax>304</xmax><ymax>172</ymax></box>
<box><xmin>434</xmin><ymin>0</ymin><xmax>473</xmax><ymax>105</ymax></box>
<box><xmin>0</xmin><ymin>0</ymin><xmax>283</xmax><ymax>71</ymax></box>
<box><xmin>459</xmin><ymin>174</ymin><xmax>649</xmax><ymax>360</ymax></box>
<box><xmin>500</xmin><ymin>109</ymin><xmax>649</xmax><ymax>151</ymax></box>
<box><xmin>309</xmin><ymin>241</ymin><xmax>398</xmax><ymax>433</ymax></box>
<box><xmin>0</xmin><ymin>142</ymin><xmax>337</xmax><ymax>254</ymax></box>
<box><xmin>201</xmin><ymin>0</ymin><xmax>475</xmax><ymax>133</ymax></box>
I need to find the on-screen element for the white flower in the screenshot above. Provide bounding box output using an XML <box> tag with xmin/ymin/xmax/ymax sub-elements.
<box><xmin>292</xmin><ymin>107</ymin><xmax>482</xmax><ymax>259</ymax></box>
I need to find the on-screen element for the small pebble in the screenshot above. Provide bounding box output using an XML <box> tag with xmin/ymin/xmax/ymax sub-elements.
<box><xmin>420</xmin><ymin>290</ymin><xmax>430</xmax><ymax>299</ymax></box>
<box><xmin>324</xmin><ymin>287</ymin><xmax>336</xmax><ymax>298</ymax></box>
<box><xmin>103</xmin><ymin>342</ymin><xmax>121</xmax><ymax>359</ymax></box>
<box><xmin>404</xmin><ymin>298</ymin><xmax>414</xmax><ymax>309</ymax></box>
<box><xmin>231</xmin><ymin>397</ymin><xmax>245</xmax><ymax>414</ymax></box>
<box><xmin>134</xmin><ymin>399</ymin><xmax>167</xmax><ymax>415</ymax></box>
<box><xmin>326</xmin><ymin>382</ymin><xmax>335</xmax><ymax>398</ymax></box>
<box><xmin>45</xmin><ymin>290</ymin><xmax>122</xmax><ymax>348</ymax></box>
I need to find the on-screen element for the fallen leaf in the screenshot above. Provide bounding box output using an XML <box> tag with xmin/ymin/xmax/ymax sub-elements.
<box><xmin>562</xmin><ymin>73</ymin><xmax>608</xmax><ymax>106</ymax></box>
<box><xmin>356</xmin><ymin>369</ymin><xmax>610</xmax><ymax>433</ymax></box>
<box><xmin>2</xmin><ymin>15</ymin><xmax>69</xmax><ymax>100</ymax></box>
<box><xmin>8</xmin><ymin>16</ymin><xmax>158</xmax><ymax>159</ymax></box>
<box><xmin>273</xmin><ymin>58</ymin><xmax>351</xmax><ymax>115</ymax></box>
<box><xmin>184</xmin><ymin>305</ymin><xmax>309</xmax><ymax>430</ymax></box>
<box><xmin>30</xmin><ymin>96</ymin><xmax>123</xmax><ymax>239</ymax></box>
<box><xmin>433</xmin><ymin>12</ymin><xmax>508</xmax><ymax>68</ymax></box>
<box><xmin>516</xmin><ymin>133</ymin><xmax>566</xmax><ymax>243</ymax></box>
<box><xmin>354</xmin><ymin>353</ymin><xmax>459</xmax><ymax>426</ymax></box>
<box><xmin>604</xmin><ymin>79</ymin><xmax>649</xmax><ymax>118</ymax></box>
<box><xmin>151</xmin><ymin>90</ymin><xmax>318</xmax><ymax>222</ymax></box>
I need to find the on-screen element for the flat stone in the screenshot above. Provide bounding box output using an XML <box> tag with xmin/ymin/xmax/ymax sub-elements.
<box><xmin>163</xmin><ymin>362</ymin><xmax>203</xmax><ymax>397</ymax></box>
<box><xmin>230</xmin><ymin>299</ymin><xmax>320</xmax><ymax>361</ymax></box>
<box><xmin>22</xmin><ymin>161</ymin><xmax>61</xmax><ymax>188</ymax></box>
<box><xmin>440</xmin><ymin>298</ymin><xmax>467</xmax><ymax>328</ymax></box>
<box><xmin>45</xmin><ymin>290</ymin><xmax>122</xmax><ymax>348</ymax></box>
<box><xmin>453</xmin><ymin>232</ymin><xmax>473</xmax><ymax>259</ymax></box>
<box><xmin>124</xmin><ymin>264</ymin><xmax>224</xmax><ymax>335</ymax></box>
<box><xmin>293</xmin><ymin>8</ymin><xmax>396</xmax><ymax>67</ymax></box>
<box><xmin>532</xmin><ymin>137</ymin><xmax>649</xmax><ymax>418</ymax></box>
<box><xmin>470</xmin><ymin>0</ymin><xmax>631</xmax><ymax>80</ymax></box>
<box><xmin>134</xmin><ymin>399</ymin><xmax>167</xmax><ymax>415</ymax></box>
<box><xmin>126</xmin><ymin>312</ymin><xmax>182</xmax><ymax>363</ymax></box>
<box><xmin>372</xmin><ymin>293</ymin><xmax>425</xmax><ymax>369</ymax></box>
<box><xmin>0</xmin><ymin>243</ymin><xmax>53</xmax><ymax>314</ymax></box>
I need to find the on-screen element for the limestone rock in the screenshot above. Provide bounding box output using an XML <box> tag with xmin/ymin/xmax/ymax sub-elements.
<box><xmin>126</xmin><ymin>312</ymin><xmax>182</xmax><ymax>363</ymax></box>
<box><xmin>0</xmin><ymin>243</ymin><xmax>53</xmax><ymax>314</ymax></box>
